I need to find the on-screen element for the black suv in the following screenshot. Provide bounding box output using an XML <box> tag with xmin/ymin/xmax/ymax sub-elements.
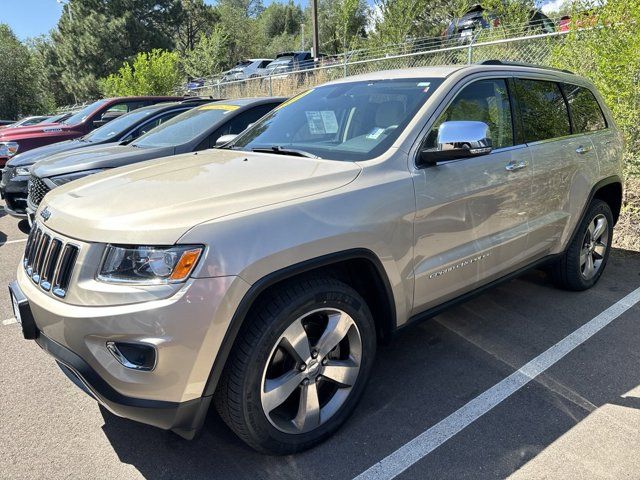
<box><xmin>26</xmin><ymin>97</ymin><xmax>285</xmax><ymax>218</ymax></box>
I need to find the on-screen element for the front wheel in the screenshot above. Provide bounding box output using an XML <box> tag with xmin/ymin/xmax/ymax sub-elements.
<box><xmin>214</xmin><ymin>277</ymin><xmax>376</xmax><ymax>454</ymax></box>
<box><xmin>552</xmin><ymin>199</ymin><xmax>614</xmax><ymax>291</ymax></box>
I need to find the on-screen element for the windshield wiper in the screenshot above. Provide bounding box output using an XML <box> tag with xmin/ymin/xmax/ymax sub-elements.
<box><xmin>252</xmin><ymin>146</ymin><xmax>319</xmax><ymax>159</ymax></box>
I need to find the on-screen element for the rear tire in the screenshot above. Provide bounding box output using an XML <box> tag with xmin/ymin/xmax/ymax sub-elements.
<box><xmin>214</xmin><ymin>277</ymin><xmax>376</xmax><ymax>454</ymax></box>
<box><xmin>552</xmin><ymin>199</ymin><xmax>613</xmax><ymax>291</ymax></box>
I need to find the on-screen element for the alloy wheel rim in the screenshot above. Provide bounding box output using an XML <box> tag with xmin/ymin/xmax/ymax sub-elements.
<box><xmin>260</xmin><ymin>308</ymin><xmax>362</xmax><ymax>434</ymax></box>
<box><xmin>580</xmin><ymin>214</ymin><xmax>609</xmax><ymax>280</ymax></box>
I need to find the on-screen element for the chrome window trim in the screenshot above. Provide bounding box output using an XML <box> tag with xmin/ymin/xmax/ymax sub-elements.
<box><xmin>410</xmin><ymin>73</ymin><xmax>518</xmax><ymax>169</ymax></box>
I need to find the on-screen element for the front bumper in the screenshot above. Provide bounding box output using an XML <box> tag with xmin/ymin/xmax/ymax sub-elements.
<box><xmin>0</xmin><ymin>169</ymin><xmax>28</xmax><ymax>217</ymax></box>
<box><xmin>39</xmin><ymin>328</ymin><xmax>211</xmax><ymax>438</ymax></box>
<box><xmin>15</xmin><ymin>261</ymin><xmax>251</xmax><ymax>437</ymax></box>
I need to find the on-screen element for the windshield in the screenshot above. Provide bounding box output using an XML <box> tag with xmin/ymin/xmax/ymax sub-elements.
<box><xmin>83</xmin><ymin>108</ymin><xmax>159</xmax><ymax>143</ymax></box>
<box><xmin>39</xmin><ymin>114</ymin><xmax>64</xmax><ymax>124</ymax></box>
<box><xmin>268</xmin><ymin>57</ymin><xmax>293</xmax><ymax>67</ymax></box>
<box><xmin>231</xmin><ymin>78</ymin><xmax>443</xmax><ymax>161</ymax></box>
<box><xmin>62</xmin><ymin>99</ymin><xmax>109</xmax><ymax>125</ymax></box>
<box><xmin>133</xmin><ymin>103</ymin><xmax>238</xmax><ymax>148</ymax></box>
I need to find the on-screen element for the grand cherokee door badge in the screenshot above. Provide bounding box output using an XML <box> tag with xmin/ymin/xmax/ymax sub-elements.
<box><xmin>429</xmin><ymin>252</ymin><xmax>492</xmax><ymax>279</ymax></box>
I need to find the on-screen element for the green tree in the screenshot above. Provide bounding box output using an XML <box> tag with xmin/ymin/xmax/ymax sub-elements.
<box><xmin>100</xmin><ymin>49</ymin><xmax>182</xmax><ymax>96</ymax></box>
<box><xmin>181</xmin><ymin>27</ymin><xmax>233</xmax><ymax>78</ymax></box>
<box><xmin>218</xmin><ymin>0</ymin><xmax>265</xmax><ymax>17</ymax></box>
<box><xmin>29</xmin><ymin>35</ymin><xmax>76</xmax><ymax>107</ymax></box>
<box><xmin>307</xmin><ymin>0</ymin><xmax>368</xmax><ymax>54</ymax></box>
<box><xmin>174</xmin><ymin>0</ymin><xmax>220</xmax><ymax>53</ymax></box>
<box><xmin>0</xmin><ymin>25</ymin><xmax>54</xmax><ymax>120</ymax></box>
<box><xmin>51</xmin><ymin>0</ymin><xmax>181</xmax><ymax>100</ymax></box>
<box><xmin>260</xmin><ymin>1</ymin><xmax>304</xmax><ymax>38</ymax></box>
<box><xmin>551</xmin><ymin>0</ymin><xmax>640</xmax><ymax>168</ymax></box>
<box><xmin>215</xmin><ymin>3</ymin><xmax>262</xmax><ymax>62</ymax></box>
<box><xmin>371</xmin><ymin>0</ymin><xmax>465</xmax><ymax>45</ymax></box>
<box><xmin>479</xmin><ymin>0</ymin><xmax>535</xmax><ymax>38</ymax></box>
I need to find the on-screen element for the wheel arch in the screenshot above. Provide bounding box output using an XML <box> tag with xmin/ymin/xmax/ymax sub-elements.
<box><xmin>593</xmin><ymin>178</ymin><xmax>623</xmax><ymax>225</ymax></box>
<box><xmin>202</xmin><ymin>248</ymin><xmax>396</xmax><ymax>397</ymax></box>
<box><xmin>567</xmin><ymin>175</ymin><xmax>622</xmax><ymax>248</ymax></box>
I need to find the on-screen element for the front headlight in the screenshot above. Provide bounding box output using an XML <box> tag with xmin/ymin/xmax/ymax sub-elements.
<box><xmin>16</xmin><ymin>166</ymin><xmax>30</xmax><ymax>176</ymax></box>
<box><xmin>97</xmin><ymin>245</ymin><xmax>203</xmax><ymax>285</ymax></box>
<box><xmin>49</xmin><ymin>169</ymin><xmax>107</xmax><ymax>186</ymax></box>
<box><xmin>0</xmin><ymin>142</ymin><xmax>19</xmax><ymax>158</ymax></box>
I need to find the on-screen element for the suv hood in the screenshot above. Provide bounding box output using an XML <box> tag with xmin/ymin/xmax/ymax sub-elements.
<box><xmin>7</xmin><ymin>139</ymin><xmax>87</xmax><ymax>168</ymax></box>
<box><xmin>39</xmin><ymin>149</ymin><xmax>361</xmax><ymax>244</ymax></box>
<box><xmin>32</xmin><ymin>144</ymin><xmax>172</xmax><ymax>178</ymax></box>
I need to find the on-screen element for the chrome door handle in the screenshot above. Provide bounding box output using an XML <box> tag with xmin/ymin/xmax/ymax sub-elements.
<box><xmin>576</xmin><ymin>145</ymin><xmax>593</xmax><ymax>154</ymax></box>
<box><xmin>505</xmin><ymin>161</ymin><xmax>527</xmax><ymax>171</ymax></box>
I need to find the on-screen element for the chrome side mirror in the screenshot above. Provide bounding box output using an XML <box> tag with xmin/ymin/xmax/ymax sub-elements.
<box><xmin>215</xmin><ymin>134</ymin><xmax>238</xmax><ymax>148</ymax></box>
<box><xmin>419</xmin><ymin>121</ymin><xmax>492</xmax><ymax>167</ymax></box>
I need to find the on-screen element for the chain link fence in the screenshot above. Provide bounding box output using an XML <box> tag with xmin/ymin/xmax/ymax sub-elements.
<box><xmin>190</xmin><ymin>29</ymin><xmax>569</xmax><ymax>100</ymax></box>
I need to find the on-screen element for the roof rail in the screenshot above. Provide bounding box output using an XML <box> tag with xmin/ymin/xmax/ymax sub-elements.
<box><xmin>477</xmin><ymin>60</ymin><xmax>573</xmax><ymax>75</ymax></box>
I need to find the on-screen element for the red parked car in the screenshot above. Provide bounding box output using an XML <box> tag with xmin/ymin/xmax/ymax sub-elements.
<box><xmin>0</xmin><ymin>96</ymin><xmax>184</xmax><ymax>168</ymax></box>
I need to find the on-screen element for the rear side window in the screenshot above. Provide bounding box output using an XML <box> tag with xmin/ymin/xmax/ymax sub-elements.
<box><xmin>515</xmin><ymin>79</ymin><xmax>571</xmax><ymax>143</ymax></box>
<box><xmin>562</xmin><ymin>84</ymin><xmax>607</xmax><ymax>133</ymax></box>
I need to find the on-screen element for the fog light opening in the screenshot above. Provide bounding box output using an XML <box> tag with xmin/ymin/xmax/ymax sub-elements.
<box><xmin>106</xmin><ymin>341</ymin><xmax>156</xmax><ymax>371</ymax></box>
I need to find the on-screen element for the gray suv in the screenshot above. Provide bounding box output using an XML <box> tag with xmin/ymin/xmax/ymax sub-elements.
<box><xmin>10</xmin><ymin>62</ymin><xmax>623</xmax><ymax>454</ymax></box>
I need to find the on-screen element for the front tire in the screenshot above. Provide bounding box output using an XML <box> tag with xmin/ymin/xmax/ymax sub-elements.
<box><xmin>552</xmin><ymin>199</ymin><xmax>613</xmax><ymax>291</ymax></box>
<box><xmin>214</xmin><ymin>277</ymin><xmax>376</xmax><ymax>454</ymax></box>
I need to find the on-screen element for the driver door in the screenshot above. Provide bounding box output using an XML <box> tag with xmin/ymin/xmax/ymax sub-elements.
<box><xmin>412</xmin><ymin>77</ymin><xmax>533</xmax><ymax>313</ymax></box>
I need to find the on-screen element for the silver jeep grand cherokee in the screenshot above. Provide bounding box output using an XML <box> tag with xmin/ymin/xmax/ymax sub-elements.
<box><xmin>10</xmin><ymin>62</ymin><xmax>624</xmax><ymax>454</ymax></box>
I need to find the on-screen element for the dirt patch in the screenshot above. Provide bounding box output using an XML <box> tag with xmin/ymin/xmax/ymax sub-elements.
<box><xmin>613</xmin><ymin>177</ymin><xmax>640</xmax><ymax>252</ymax></box>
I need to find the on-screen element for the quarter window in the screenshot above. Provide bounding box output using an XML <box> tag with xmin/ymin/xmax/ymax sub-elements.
<box><xmin>515</xmin><ymin>79</ymin><xmax>571</xmax><ymax>142</ymax></box>
<box><xmin>424</xmin><ymin>79</ymin><xmax>514</xmax><ymax>150</ymax></box>
<box><xmin>562</xmin><ymin>84</ymin><xmax>607</xmax><ymax>133</ymax></box>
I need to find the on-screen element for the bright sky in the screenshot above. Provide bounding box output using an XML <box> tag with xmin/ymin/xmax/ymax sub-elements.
<box><xmin>0</xmin><ymin>0</ymin><xmax>220</xmax><ymax>39</ymax></box>
<box><xmin>1</xmin><ymin>0</ymin><xmax>560</xmax><ymax>41</ymax></box>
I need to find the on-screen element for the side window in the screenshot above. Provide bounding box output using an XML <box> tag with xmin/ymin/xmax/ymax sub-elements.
<box><xmin>200</xmin><ymin>105</ymin><xmax>278</xmax><ymax>149</ymax></box>
<box><xmin>515</xmin><ymin>79</ymin><xmax>571</xmax><ymax>142</ymax></box>
<box><xmin>216</xmin><ymin>105</ymin><xmax>278</xmax><ymax>140</ymax></box>
<box><xmin>98</xmin><ymin>101</ymin><xmax>147</xmax><ymax>124</ymax></box>
<box><xmin>123</xmin><ymin>110</ymin><xmax>184</xmax><ymax>143</ymax></box>
<box><xmin>424</xmin><ymin>79</ymin><xmax>514</xmax><ymax>150</ymax></box>
<box><xmin>562</xmin><ymin>84</ymin><xmax>607</xmax><ymax>133</ymax></box>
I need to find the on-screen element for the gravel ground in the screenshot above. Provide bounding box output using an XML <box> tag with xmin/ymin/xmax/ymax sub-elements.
<box><xmin>614</xmin><ymin>176</ymin><xmax>640</xmax><ymax>252</ymax></box>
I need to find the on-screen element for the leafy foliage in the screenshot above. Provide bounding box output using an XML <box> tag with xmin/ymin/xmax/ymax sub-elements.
<box><xmin>371</xmin><ymin>0</ymin><xmax>468</xmax><ymax>45</ymax></box>
<box><xmin>100</xmin><ymin>50</ymin><xmax>182</xmax><ymax>96</ymax></box>
<box><xmin>50</xmin><ymin>0</ymin><xmax>181</xmax><ymax>100</ymax></box>
<box><xmin>0</xmin><ymin>25</ymin><xmax>55</xmax><ymax>120</ymax></box>
<box><xmin>551</xmin><ymin>0</ymin><xmax>640</xmax><ymax>171</ymax></box>
<box><xmin>173</xmin><ymin>0</ymin><xmax>220</xmax><ymax>53</ymax></box>
<box><xmin>181</xmin><ymin>27</ymin><xmax>233</xmax><ymax>78</ymax></box>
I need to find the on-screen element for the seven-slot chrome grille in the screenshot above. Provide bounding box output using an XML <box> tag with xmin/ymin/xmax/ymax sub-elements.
<box><xmin>23</xmin><ymin>224</ymin><xmax>79</xmax><ymax>298</ymax></box>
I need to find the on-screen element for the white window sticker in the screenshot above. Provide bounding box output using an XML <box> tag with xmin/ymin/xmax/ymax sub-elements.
<box><xmin>305</xmin><ymin>110</ymin><xmax>339</xmax><ymax>134</ymax></box>
<box><xmin>366</xmin><ymin>127</ymin><xmax>386</xmax><ymax>140</ymax></box>
<box><xmin>320</xmin><ymin>111</ymin><xmax>339</xmax><ymax>133</ymax></box>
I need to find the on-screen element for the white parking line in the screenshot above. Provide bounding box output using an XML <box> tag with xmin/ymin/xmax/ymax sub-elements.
<box><xmin>1</xmin><ymin>238</ymin><xmax>27</xmax><ymax>246</ymax></box>
<box><xmin>354</xmin><ymin>286</ymin><xmax>640</xmax><ymax>480</ymax></box>
<box><xmin>2</xmin><ymin>318</ymin><xmax>17</xmax><ymax>326</ymax></box>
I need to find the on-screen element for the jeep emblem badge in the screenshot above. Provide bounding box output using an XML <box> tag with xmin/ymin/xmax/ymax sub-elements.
<box><xmin>40</xmin><ymin>207</ymin><xmax>51</xmax><ymax>221</ymax></box>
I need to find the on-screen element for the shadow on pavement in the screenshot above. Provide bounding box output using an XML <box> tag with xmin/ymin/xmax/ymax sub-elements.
<box><xmin>98</xmin><ymin>248</ymin><xmax>640</xmax><ymax>480</ymax></box>
<box><xmin>17</xmin><ymin>219</ymin><xmax>30</xmax><ymax>234</ymax></box>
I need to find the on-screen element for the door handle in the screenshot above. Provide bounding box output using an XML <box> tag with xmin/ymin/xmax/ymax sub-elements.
<box><xmin>576</xmin><ymin>145</ymin><xmax>593</xmax><ymax>154</ymax></box>
<box><xmin>505</xmin><ymin>160</ymin><xmax>528</xmax><ymax>171</ymax></box>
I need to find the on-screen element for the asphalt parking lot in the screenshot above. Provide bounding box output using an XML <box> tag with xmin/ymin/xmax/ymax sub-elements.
<box><xmin>1</xmin><ymin>198</ymin><xmax>639</xmax><ymax>480</ymax></box>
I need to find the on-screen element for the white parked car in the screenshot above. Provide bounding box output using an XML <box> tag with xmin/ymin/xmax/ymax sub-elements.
<box><xmin>221</xmin><ymin>59</ymin><xmax>274</xmax><ymax>82</ymax></box>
